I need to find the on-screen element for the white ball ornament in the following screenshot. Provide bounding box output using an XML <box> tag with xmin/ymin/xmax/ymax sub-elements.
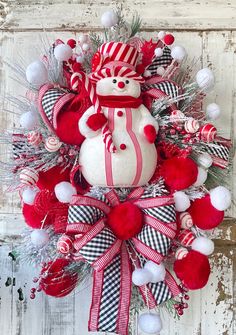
<box><xmin>76</xmin><ymin>55</ymin><xmax>85</xmax><ymax>63</ymax></box>
<box><xmin>144</xmin><ymin>261</ymin><xmax>166</xmax><ymax>283</ymax></box>
<box><xmin>144</xmin><ymin>70</ymin><xmax>152</xmax><ymax>77</ymax></box>
<box><xmin>174</xmin><ymin>191</ymin><xmax>190</xmax><ymax>212</ymax></box>
<box><xmin>132</xmin><ymin>268</ymin><xmax>152</xmax><ymax>286</ymax></box>
<box><xmin>171</xmin><ymin>45</ymin><xmax>187</xmax><ymax>61</ymax></box>
<box><xmin>197</xmin><ymin>152</ymin><xmax>213</xmax><ymax>169</ymax></box>
<box><xmin>54</xmin><ymin>44</ymin><xmax>73</xmax><ymax>62</ymax></box>
<box><xmin>22</xmin><ymin>187</ymin><xmax>39</xmax><ymax>205</ymax></box>
<box><xmin>192</xmin><ymin>236</ymin><xmax>215</xmax><ymax>255</ymax></box>
<box><xmin>154</xmin><ymin>47</ymin><xmax>163</xmax><ymax>57</ymax></box>
<box><xmin>20</xmin><ymin>111</ymin><xmax>39</xmax><ymax>130</ymax></box>
<box><xmin>54</xmin><ymin>181</ymin><xmax>77</xmax><ymax>203</ymax></box>
<box><xmin>158</xmin><ymin>31</ymin><xmax>166</xmax><ymax>40</ymax></box>
<box><xmin>138</xmin><ymin>313</ymin><xmax>162</xmax><ymax>334</ymax></box>
<box><xmin>26</xmin><ymin>60</ymin><xmax>48</xmax><ymax>86</ymax></box>
<box><xmin>210</xmin><ymin>186</ymin><xmax>231</xmax><ymax>211</ymax></box>
<box><xmin>101</xmin><ymin>10</ymin><xmax>118</xmax><ymax>27</ymax></box>
<box><xmin>193</xmin><ymin>167</ymin><xmax>208</xmax><ymax>187</ymax></box>
<box><xmin>156</xmin><ymin>66</ymin><xmax>165</xmax><ymax>76</ymax></box>
<box><xmin>82</xmin><ymin>43</ymin><xmax>90</xmax><ymax>51</ymax></box>
<box><xmin>78</xmin><ymin>34</ymin><xmax>88</xmax><ymax>44</ymax></box>
<box><xmin>31</xmin><ymin>229</ymin><xmax>49</xmax><ymax>248</ymax></box>
<box><xmin>206</xmin><ymin>103</ymin><xmax>221</xmax><ymax>120</ymax></box>
<box><xmin>196</xmin><ymin>68</ymin><xmax>215</xmax><ymax>91</ymax></box>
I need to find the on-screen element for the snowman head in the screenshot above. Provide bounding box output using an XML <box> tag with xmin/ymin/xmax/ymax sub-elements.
<box><xmin>96</xmin><ymin>76</ymin><xmax>141</xmax><ymax>98</ymax></box>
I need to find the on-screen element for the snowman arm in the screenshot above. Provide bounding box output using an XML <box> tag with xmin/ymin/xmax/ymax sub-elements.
<box><xmin>79</xmin><ymin>106</ymin><xmax>106</xmax><ymax>138</ymax></box>
<box><xmin>139</xmin><ymin>105</ymin><xmax>159</xmax><ymax>142</ymax></box>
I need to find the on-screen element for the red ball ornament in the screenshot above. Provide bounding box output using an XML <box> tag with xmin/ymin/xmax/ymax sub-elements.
<box><xmin>22</xmin><ymin>203</ymin><xmax>47</xmax><ymax>229</ymax></box>
<box><xmin>107</xmin><ymin>202</ymin><xmax>143</xmax><ymax>240</ymax></box>
<box><xmin>188</xmin><ymin>195</ymin><xmax>224</xmax><ymax>230</ymax></box>
<box><xmin>40</xmin><ymin>258</ymin><xmax>78</xmax><ymax>297</ymax></box>
<box><xmin>163</xmin><ymin>34</ymin><xmax>175</xmax><ymax>45</ymax></box>
<box><xmin>67</xmin><ymin>39</ymin><xmax>76</xmax><ymax>49</ymax></box>
<box><xmin>160</xmin><ymin>157</ymin><xmax>198</xmax><ymax>191</ymax></box>
<box><xmin>174</xmin><ymin>250</ymin><xmax>210</xmax><ymax>290</ymax></box>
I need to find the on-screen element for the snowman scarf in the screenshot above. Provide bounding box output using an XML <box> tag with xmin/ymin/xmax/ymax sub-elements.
<box><xmin>66</xmin><ymin>188</ymin><xmax>181</xmax><ymax>335</ymax></box>
<box><xmin>97</xmin><ymin>94</ymin><xmax>142</xmax><ymax>108</ymax></box>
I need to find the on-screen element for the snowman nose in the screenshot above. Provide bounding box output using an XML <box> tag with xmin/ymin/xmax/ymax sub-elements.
<box><xmin>118</xmin><ymin>81</ymin><xmax>125</xmax><ymax>89</ymax></box>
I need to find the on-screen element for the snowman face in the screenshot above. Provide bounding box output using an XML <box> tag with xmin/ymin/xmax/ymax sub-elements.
<box><xmin>96</xmin><ymin>77</ymin><xmax>141</xmax><ymax>97</ymax></box>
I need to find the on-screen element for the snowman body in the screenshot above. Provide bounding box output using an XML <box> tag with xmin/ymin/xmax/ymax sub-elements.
<box><xmin>79</xmin><ymin>77</ymin><xmax>158</xmax><ymax>187</ymax></box>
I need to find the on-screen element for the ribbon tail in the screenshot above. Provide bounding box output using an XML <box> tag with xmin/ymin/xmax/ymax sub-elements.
<box><xmin>89</xmin><ymin>243</ymin><xmax>132</xmax><ymax>335</ymax></box>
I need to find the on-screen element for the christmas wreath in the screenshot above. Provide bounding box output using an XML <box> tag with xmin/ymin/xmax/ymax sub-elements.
<box><xmin>0</xmin><ymin>7</ymin><xmax>233</xmax><ymax>335</ymax></box>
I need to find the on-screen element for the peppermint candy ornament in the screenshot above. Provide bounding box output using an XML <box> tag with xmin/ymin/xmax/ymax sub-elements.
<box><xmin>20</xmin><ymin>168</ymin><xmax>39</xmax><ymax>186</ymax></box>
<box><xmin>184</xmin><ymin>118</ymin><xmax>200</xmax><ymax>134</ymax></box>
<box><xmin>175</xmin><ymin>247</ymin><xmax>189</xmax><ymax>260</ymax></box>
<box><xmin>178</xmin><ymin>229</ymin><xmax>195</xmax><ymax>247</ymax></box>
<box><xmin>199</xmin><ymin>124</ymin><xmax>217</xmax><ymax>142</ymax></box>
<box><xmin>179</xmin><ymin>212</ymin><xmax>193</xmax><ymax>229</ymax></box>
<box><xmin>44</xmin><ymin>136</ymin><xmax>62</xmax><ymax>152</ymax></box>
<box><xmin>27</xmin><ymin>131</ymin><xmax>43</xmax><ymax>146</ymax></box>
<box><xmin>57</xmin><ymin>234</ymin><xmax>74</xmax><ymax>254</ymax></box>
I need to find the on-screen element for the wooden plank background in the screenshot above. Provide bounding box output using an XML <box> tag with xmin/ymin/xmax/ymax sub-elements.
<box><xmin>0</xmin><ymin>1</ymin><xmax>235</xmax><ymax>334</ymax></box>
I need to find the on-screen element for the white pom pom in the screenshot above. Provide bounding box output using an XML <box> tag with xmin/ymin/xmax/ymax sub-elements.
<box><xmin>54</xmin><ymin>44</ymin><xmax>73</xmax><ymax>61</ymax></box>
<box><xmin>144</xmin><ymin>261</ymin><xmax>166</xmax><ymax>283</ymax></box>
<box><xmin>193</xmin><ymin>167</ymin><xmax>208</xmax><ymax>187</ymax></box>
<box><xmin>26</xmin><ymin>60</ymin><xmax>48</xmax><ymax>86</ymax></box>
<box><xmin>192</xmin><ymin>236</ymin><xmax>214</xmax><ymax>255</ymax></box>
<box><xmin>20</xmin><ymin>111</ymin><xmax>39</xmax><ymax>130</ymax></box>
<box><xmin>156</xmin><ymin>66</ymin><xmax>165</xmax><ymax>76</ymax></box>
<box><xmin>54</xmin><ymin>181</ymin><xmax>77</xmax><ymax>203</ymax></box>
<box><xmin>138</xmin><ymin>313</ymin><xmax>162</xmax><ymax>334</ymax></box>
<box><xmin>197</xmin><ymin>152</ymin><xmax>213</xmax><ymax>169</ymax></box>
<box><xmin>206</xmin><ymin>103</ymin><xmax>221</xmax><ymax>120</ymax></box>
<box><xmin>132</xmin><ymin>268</ymin><xmax>152</xmax><ymax>286</ymax></box>
<box><xmin>31</xmin><ymin>229</ymin><xmax>49</xmax><ymax>248</ymax></box>
<box><xmin>210</xmin><ymin>186</ymin><xmax>231</xmax><ymax>211</ymax></box>
<box><xmin>171</xmin><ymin>45</ymin><xmax>186</xmax><ymax>61</ymax></box>
<box><xmin>78</xmin><ymin>34</ymin><xmax>88</xmax><ymax>44</ymax></box>
<box><xmin>144</xmin><ymin>70</ymin><xmax>152</xmax><ymax>77</ymax></box>
<box><xmin>82</xmin><ymin>43</ymin><xmax>90</xmax><ymax>51</ymax></box>
<box><xmin>76</xmin><ymin>55</ymin><xmax>85</xmax><ymax>63</ymax></box>
<box><xmin>22</xmin><ymin>187</ymin><xmax>39</xmax><ymax>205</ymax></box>
<box><xmin>101</xmin><ymin>10</ymin><xmax>118</xmax><ymax>27</ymax></box>
<box><xmin>154</xmin><ymin>47</ymin><xmax>163</xmax><ymax>57</ymax></box>
<box><xmin>174</xmin><ymin>191</ymin><xmax>190</xmax><ymax>212</ymax></box>
<box><xmin>158</xmin><ymin>31</ymin><xmax>166</xmax><ymax>40</ymax></box>
<box><xmin>196</xmin><ymin>68</ymin><xmax>215</xmax><ymax>91</ymax></box>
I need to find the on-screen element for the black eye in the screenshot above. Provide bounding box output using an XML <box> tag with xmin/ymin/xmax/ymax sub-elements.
<box><xmin>125</xmin><ymin>80</ymin><xmax>129</xmax><ymax>84</ymax></box>
<box><xmin>113</xmin><ymin>79</ymin><xmax>117</xmax><ymax>83</ymax></box>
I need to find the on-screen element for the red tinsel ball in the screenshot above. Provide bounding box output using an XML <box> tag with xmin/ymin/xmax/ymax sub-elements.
<box><xmin>37</xmin><ymin>166</ymin><xmax>70</xmax><ymax>191</ymax></box>
<box><xmin>107</xmin><ymin>202</ymin><xmax>143</xmax><ymax>240</ymax></box>
<box><xmin>40</xmin><ymin>258</ymin><xmax>78</xmax><ymax>297</ymax></box>
<box><xmin>163</xmin><ymin>34</ymin><xmax>175</xmax><ymax>45</ymax></box>
<box><xmin>174</xmin><ymin>250</ymin><xmax>210</xmax><ymax>290</ymax></box>
<box><xmin>188</xmin><ymin>195</ymin><xmax>224</xmax><ymax>230</ymax></box>
<box><xmin>160</xmin><ymin>157</ymin><xmax>198</xmax><ymax>191</ymax></box>
<box><xmin>22</xmin><ymin>203</ymin><xmax>47</xmax><ymax>229</ymax></box>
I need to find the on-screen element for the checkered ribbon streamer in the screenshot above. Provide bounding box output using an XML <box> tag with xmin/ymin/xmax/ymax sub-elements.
<box><xmin>203</xmin><ymin>136</ymin><xmax>232</xmax><ymax>169</ymax></box>
<box><xmin>66</xmin><ymin>188</ymin><xmax>180</xmax><ymax>335</ymax></box>
<box><xmin>147</xmin><ymin>46</ymin><xmax>173</xmax><ymax>75</ymax></box>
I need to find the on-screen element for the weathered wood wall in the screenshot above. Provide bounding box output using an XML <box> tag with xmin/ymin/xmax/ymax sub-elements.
<box><xmin>0</xmin><ymin>1</ymin><xmax>235</xmax><ymax>334</ymax></box>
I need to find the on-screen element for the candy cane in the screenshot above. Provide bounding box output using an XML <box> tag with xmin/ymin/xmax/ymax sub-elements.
<box><xmin>71</xmin><ymin>71</ymin><xmax>116</xmax><ymax>153</ymax></box>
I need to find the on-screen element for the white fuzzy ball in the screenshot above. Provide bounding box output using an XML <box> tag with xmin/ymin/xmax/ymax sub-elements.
<box><xmin>54</xmin><ymin>181</ymin><xmax>77</xmax><ymax>203</ymax></box>
<box><xmin>197</xmin><ymin>152</ymin><xmax>213</xmax><ymax>169</ymax></box>
<box><xmin>101</xmin><ymin>10</ymin><xmax>118</xmax><ymax>27</ymax></box>
<box><xmin>158</xmin><ymin>31</ymin><xmax>166</xmax><ymax>40</ymax></box>
<box><xmin>138</xmin><ymin>313</ymin><xmax>162</xmax><ymax>334</ymax></box>
<box><xmin>192</xmin><ymin>236</ymin><xmax>215</xmax><ymax>255</ymax></box>
<box><xmin>154</xmin><ymin>47</ymin><xmax>163</xmax><ymax>57</ymax></box>
<box><xmin>82</xmin><ymin>43</ymin><xmax>90</xmax><ymax>51</ymax></box>
<box><xmin>210</xmin><ymin>186</ymin><xmax>231</xmax><ymax>211</ymax></box>
<box><xmin>196</xmin><ymin>68</ymin><xmax>215</xmax><ymax>91</ymax></box>
<box><xmin>26</xmin><ymin>60</ymin><xmax>48</xmax><ymax>86</ymax></box>
<box><xmin>78</xmin><ymin>34</ymin><xmax>88</xmax><ymax>44</ymax></box>
<box><xmin>22</xmin><ymin>187</ymin><xmax>39</xmax><ymax>205</ymax></box>
<box><xmin>144</xmin><ymin>70</ymin><xmax>152</xmax><ymax>77</ymax></box>
<box><xmin>54</xmin><ymin>44</ymin><xmax>73</xmax><ymax>61</ymax></box>
<box><xmin>31</xmin><ymin>229</ymin><xmax>49</xmax><ymax>248</ymax></box>
<box><xmin>144</xmin><ymin>261</ymin><xmax>166</xmax><ymax>283</ymax></box>
<box><xmin>193</xmin><ymin>167</ymin><xmax>208</xmax><ymax>187</ymax></box>
<box><xmin>132</xmin><ymin>268</ymin><xmax>152</xmax><ymax>286</ymax></box>
<box><xmin>20</xmin><ymin>111</ymin><xmax>39</xmax><ymax>130</ymax></box>
<box><xmin>156</xmin><ymin>66</ymin><xmax>165</xmax><ymax>76</ymax></box>
<box><xmin>206</xmin><ymin>103</ymin><xmax>221</xmax><ymax>120</ymax></box>
<box><xmin>174</xmin><ymin>191</ymin><xmax>190</xmax><ymax>212</ymax></box>
<box><xmin>76</xmin><ymin>55</ymin><xmax>85</xmax><ymax>63</ymax></box>
<box><xmin>171</xmin><ymin>45</ymin><xmax>186</xmax><ymax>61</ymax></box>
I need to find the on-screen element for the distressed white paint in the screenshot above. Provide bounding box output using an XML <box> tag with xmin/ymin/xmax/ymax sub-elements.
<box><xmin>0</xmin><ymin>1</ymin><xmax>235</xmax><ymax>335</ymax></box>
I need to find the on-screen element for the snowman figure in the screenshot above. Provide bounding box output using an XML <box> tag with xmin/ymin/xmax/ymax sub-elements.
<box><xmin>78</xmin><ymin>42</ymin><xmax>158</xmax><ymax>187</ymax></box>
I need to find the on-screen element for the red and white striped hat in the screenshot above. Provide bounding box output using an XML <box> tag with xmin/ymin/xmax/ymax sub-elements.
<box><xmin>90</xmin><ymin>42</ymin><xmax>144</xmax><ymax>83</ymax></box>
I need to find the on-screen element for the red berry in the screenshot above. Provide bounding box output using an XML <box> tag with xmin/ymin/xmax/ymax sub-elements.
<box><xmin>67</xmin><ymin>39</ymin><xmax>76</xmax><ymax>49</ymax></box>
<box><xmin>178</xmin><ymin>309</ymin><xmax>183</xmax><ymax>316</ymax></box>
<box><xmin>30</xmin><ymin>293</ymin><xmax>35</xmax><ymax>299</ymax></box>
<box><xmin>184</xmin><ymin>294</ymin><xmax>190</xmax><ymax>300</ymax></box>
<box><xmin>164</xmin><ymin>34</ymin><xmax>175</xmax><ymax>45</ymax></box>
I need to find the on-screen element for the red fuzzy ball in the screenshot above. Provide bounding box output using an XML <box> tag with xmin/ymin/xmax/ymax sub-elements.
<box><xmin>87</xmin><ymin>113</ymin><xmax>107</xmax><ymax>131</ymax></box>
<box><xmin>56</xmin><ymin>110</ymin><xmax>85</xmax><ymax>145</ymax></box>
<box><xmin>67</xmin><ymin>39</ymin><xmax>76</xmax><ymax>49</ymax></box>
<box><xmin>188</xmin><ymin>195</ymin><xmax>224</xmax><ymax>230</ymax></box>
<box><xmin>160</xmin><ymin>157</ymin><xmax>198</xmax><ymax>191</ymax></box>
<box><xmin>107</xmin><ymin>202</ymin><xmax>143</xmax><ymax>240</ymax></box>
<box><xmin>163</xmin><ymin>34</ymin><xmax>175</xmax><ymax>45</ymax></box>
<box><xmin>22</xmin><ymin>203</ymin><xmax>48</xmax><ymax>229</ymax></box>
<box><xmin>144</xmin><ymin>125</ymin><xmax>157</xmax><ymax>143</ymax></box>
<box><xmin>174</xmin><ymin>250</ymin><xmax>210</xmax><ymax>290</ymax></box>
<box><xmin>40</xmin><ymin>258</ymin><xmax>78</xmax><ymax>297</ymax></box>
<box><xmin>37</xmin><ymin>166</ymin><xmax>70</xmax><ymax>191</ymax></box>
